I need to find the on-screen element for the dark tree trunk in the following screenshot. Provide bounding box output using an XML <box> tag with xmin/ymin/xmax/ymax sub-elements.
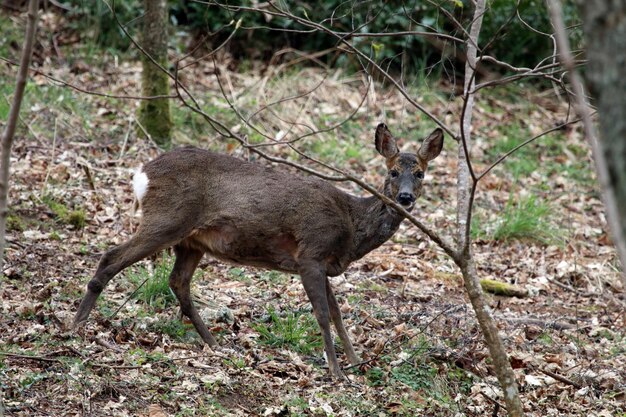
<box><xmin>138</xmin><ymin>0</ymin><xmax>172</xmax><ymax>148</ymax></box>
<box><xmin>581</xmin><ymin>1</ymin><xmax>626</xmax><ymax>284</ymax></box>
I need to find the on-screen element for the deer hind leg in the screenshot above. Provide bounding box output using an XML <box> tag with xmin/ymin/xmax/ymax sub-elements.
<box><xmin>168</xmin><ymin>245</ymin><xmax>216</xmax><ymax>346</ymax></box>
<box><xmin>326</xmin><ymin>277</ymin><xmax>359</xmax><ymax>365</ymax></box>
<box><xmin>299</xmin><ymin>261</ymin><xmax>344</xmax><ymax>379</ymax></box>
<box><xmin>74</xmin><ymin>223</ymin><xmax>189</xmax><ymax>327</ymax></box>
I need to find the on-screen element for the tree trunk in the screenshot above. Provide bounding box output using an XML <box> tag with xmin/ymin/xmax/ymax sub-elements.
<box><xmin>0</xmin><ymin>0</ymin><xmax>39</xmax><ymax>273</ymax></box>
<box><xmin>138</xmin><ymin>0</ymin><xmax>172</xmax><ymax>148</ymax></box>
<box><xmin>457</xmin><ymin>1</ymin><xmax>525</xmax><ymax>415</ymax></box>
<box><xmin>459</xmin><ymin>259</ymin><xmax>525</xmax><ymax>416</ymax></box>
<box><xmin>579</xmin><ymin>0</ymin><xmax>626</xmax><ymax>288</ymax></box>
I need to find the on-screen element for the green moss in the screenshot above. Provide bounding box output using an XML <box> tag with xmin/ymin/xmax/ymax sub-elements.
<box><xmin>480</xmin><ymin>279</ymin><xmax>528</xmax><ymax>297</ymax></box>
<box><xmin>66</xmin><ymin>210</ymin><xmax>86</xmax><ymax>229</ymax></box>
<box><xmin>42</xmin><ymin>195</ymin><xmax>87</xmax><ymax>229</ymax></box>
<box><xmin>138</xmin><ymin>49</ymin><xmax>172</xmax><ymax>147</ymax></box>
<box><xmin>6</xmin><ymin>214</ymin><xmax>25</xmax><ymax>232</ymax></box>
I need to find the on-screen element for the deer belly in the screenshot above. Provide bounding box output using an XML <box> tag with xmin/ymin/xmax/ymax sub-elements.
<box><xmin>185</xmin><ymin>227</ymin><xmax>299</xmax><ymax>273</ymax></box>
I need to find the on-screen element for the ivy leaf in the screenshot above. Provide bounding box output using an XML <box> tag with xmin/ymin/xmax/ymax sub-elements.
<box><xmin>372</xmin><ymin>42</ymin><xmax>384</xmax><ymax>59</ymax></box>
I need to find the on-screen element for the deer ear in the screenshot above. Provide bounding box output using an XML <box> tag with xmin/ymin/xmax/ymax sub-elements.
<box><xmin>375</xmin><ymin>123</ymin><xmax>399</xmax><ymax>159</ymax></box>
<box><xmin>418</xmin><ymin>128</ymin><xmax>444</xmax><ymax>162</ymax></box>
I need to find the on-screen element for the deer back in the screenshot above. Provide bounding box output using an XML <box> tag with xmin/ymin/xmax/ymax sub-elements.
<box><xmin>135</xmin><ymin>148</ymin><xmax>357</xmax><ymax>273</ymax></box>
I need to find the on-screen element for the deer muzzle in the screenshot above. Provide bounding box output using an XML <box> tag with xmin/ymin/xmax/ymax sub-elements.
<box><xmin>397</xmin><ymin>191</ymin><xmax>416</xmax><ymax>209</ymax></box>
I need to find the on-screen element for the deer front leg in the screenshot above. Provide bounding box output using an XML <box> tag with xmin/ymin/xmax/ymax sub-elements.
<box><xmin>298</xmin><ymin>261</ymin><xmax>344</xmax><ymax>379</ymax></box>
<box><xmin>326</xmin><ymin>277</ymin><xmax>359</xmax><ymax>366</ymax></box>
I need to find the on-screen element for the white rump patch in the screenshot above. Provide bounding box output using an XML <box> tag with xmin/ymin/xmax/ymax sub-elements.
<box><xmin>132</xmin><ymin>166</ymin><xmax>149</xmax><ymax>202</ymax></box>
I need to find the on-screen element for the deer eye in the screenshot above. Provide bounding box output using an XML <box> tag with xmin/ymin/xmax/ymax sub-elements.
<box><xmin>414</xmin><ymin>171</ymin><xmax>424</xmax><ymax>179</ymax></box>
<box><xmin>390</xmin><ymin>170</ymin><xmax>399</xmax><ymax>178</ymax></box>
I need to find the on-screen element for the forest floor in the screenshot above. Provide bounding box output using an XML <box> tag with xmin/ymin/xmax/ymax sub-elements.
<box><xmin>1</xmin><ymin>10</ymin><xmax>625</xmax><ymax>417</ymax></box>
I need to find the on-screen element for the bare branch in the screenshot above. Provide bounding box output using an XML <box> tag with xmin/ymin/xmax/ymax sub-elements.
<box><xmin>458</xmin><ymin>11</ymin><xmax>483</xmax><ymax>249</ymax></box>
<box><xmin>423</xmin><ymin>0</ymin><xmax>479</xmax><ymax>51</ymax></box>
<box><xmin>336</xmin><ymin>30</ymin><xmax>463</xmax><ymax>43</ymax></box>
<box><xmin>0</xmin><ymin>0</ymin><xmax>39</xmax><ymax>272</ymax></box>
<box><xmin>479</xmin><ymin>0</ymin><xmax>520</xmax><ymax>54</ymax></box>
<box><xmin>477</xmin><ymin>117</ymin><xmax>584</xmax><ymax>181</ymax></box>
<box><xmin>245</xmin><ymin>73</ymin><xmax>328</xmax><ymax>127</ymax></box>
<box><xmin>200</xmin><ymin>0</ymin><xmax>457</xmax><ymax>139</ymax></box>
<box><xmin>0</xmin><ymin>57</ymin><xmax>177</xmax><ymax>101</ymax></box>
<box><xmin>178</xmin><ymin>19</ymin><xmax>241</xmax><ymax>70</ymax></box>
<box><xmin>458</xmin><ymin>67</ymin><xmax>479</xmax><ymax>186</ymax></box>
<box><xmin>472</xmin><ymin>60</ymin><xmax>586</xmax><ymax>93</ymax></box>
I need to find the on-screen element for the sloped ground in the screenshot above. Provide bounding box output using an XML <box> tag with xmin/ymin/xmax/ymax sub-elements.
<box><xmin>1</xmin><ymin>15</ymin><xmax>624</xmax><ymax>417</ymax></box>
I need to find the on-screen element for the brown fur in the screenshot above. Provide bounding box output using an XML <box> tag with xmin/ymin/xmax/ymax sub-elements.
<box><xmin>73</xmin><ymin>124</ymin><xmax>444</xmax><ymax>378</ymax></box>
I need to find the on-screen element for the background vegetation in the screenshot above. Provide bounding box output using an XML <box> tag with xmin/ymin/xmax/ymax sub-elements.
<box><xmin>64</xmin><ymin>0</ymin><xmax>582</xmax><ymax>76</ymax></box>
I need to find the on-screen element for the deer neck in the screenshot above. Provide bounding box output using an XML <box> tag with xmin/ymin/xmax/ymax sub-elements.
<box><xmin>351</xmin><ymin>195</ymin><xmax>404</xmax><ymax>261</ymax></box>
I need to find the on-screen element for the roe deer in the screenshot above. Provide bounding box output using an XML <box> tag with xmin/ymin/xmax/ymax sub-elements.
<box><xmin>73</xmin><ymin>123</ymin><xmax>444</xmax><ymax>379</ymax></box>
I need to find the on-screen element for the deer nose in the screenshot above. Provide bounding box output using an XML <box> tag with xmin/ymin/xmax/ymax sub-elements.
<box><xmin>397</xmin><ymin>192</ymin><xmax>415</xmax><ymax>206</ymax></box>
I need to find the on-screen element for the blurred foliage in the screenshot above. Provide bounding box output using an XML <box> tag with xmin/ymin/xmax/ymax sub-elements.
<box><xmin>63</xmin><ymin>0</ymin><xmax>141</xmax><ymax>50</ymax></box>
<box><xmin>479</xmin><ymin>0</ymin><xmax>582</xmax><ymax>68</ymax></box>
<box><xmin>60</xmin><ymin>0</ymin><xmax>582</xmax><ymax>76</ymax></box>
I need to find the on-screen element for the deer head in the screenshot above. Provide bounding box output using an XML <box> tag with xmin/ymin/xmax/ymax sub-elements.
<box><xmin>375</xmin><ymin>123</ymin><xmax>444</xmax><ymax>212</ymax></box>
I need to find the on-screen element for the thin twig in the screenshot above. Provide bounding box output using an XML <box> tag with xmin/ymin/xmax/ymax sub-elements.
<box><xmin>108</xmin><ymin>276</ymin><xmax>149</xmax><ymax>321</ymax></box>
<box><xmin>117</xmin><ymin>117</ymin><xmax>133</xmax><ymax>160</ymax></box>
<box><xmin>88</xmin><ymin>362</ymin><xmax>144</xmax><ymax>370</ymax></box>
<box><xmin>94</xmin><ymin>336</ymin><xmax>123</xmax><ymax>352</ymax></box>
<box><xmin>342</xmin><ymin>305</ymin><xmax>463</xmax><ymax>371</ymax></box>
<box><xmin>0</xmin><ymin>351</ymin><xmax>62</xmax><ymax>363</ymax></box>
<box><xmin>2</xmin><ymin>94</ymin><xmax>43</xmax><ymax>144</ymax></box>
<box><xmin>477</xmin><ymin>117</ymin><xmax>584</xmax><ymax>181</ymax></box>
<box><xmin>81</xmin><ymin>163</ymin><xmax>96</xmax><ymax>192</ymax></box>
<box><xmin>0</xmin><ymin>57</ymin><xmax>177</xmax><ymax>101</ymax></box>
<box><xmin>480</xmin><ymin>392</ymin><xmax>505</xmax><ymax>416</ymax></box>
<box><xmin>134</xmin><ymin>117</ymin><xmax>152</xmax><ymax>143</ymax></box>
<box><xmin>538</xmin><ymin>367</ymin><xmax>582</xmax><ymax>389</ymax></box>
<box><xmin>202</xmin><ymin>0</ymin><xmax>456</xmax><ymax>138</ymax></box>
<box><xmin>40</xmin><ymin>118</ymin><xmax>58</xmax><ymax>197</ymax></box>
<box><xmin>178</xmin><ymin>19</ymin><xmax>241</xmax><ymax>70</ymax></box>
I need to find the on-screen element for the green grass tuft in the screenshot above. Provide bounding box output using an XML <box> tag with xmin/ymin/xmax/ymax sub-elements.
<box><xmin>127</xmin><ymin>253</ymin><xmax>176</xmax><ymax>309</ymax></box>
<box><xmin>492</xmin><ymin>194</ymin><xmax>559</xmax><ymax>244</ymax></box>
<box><xmin>253</xmin><ymin>307</ymin><xmax>322</xmax><ymax>355</ymax></box>
<box><xmin>148</xmin><ymin>318</ymin><xmax>195</xmax><ymax>341</ymax></box>
<box><xmin>391</xmin><ymin>362</ymin><xmax>439</xmax><ymax>391</ymax></box>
